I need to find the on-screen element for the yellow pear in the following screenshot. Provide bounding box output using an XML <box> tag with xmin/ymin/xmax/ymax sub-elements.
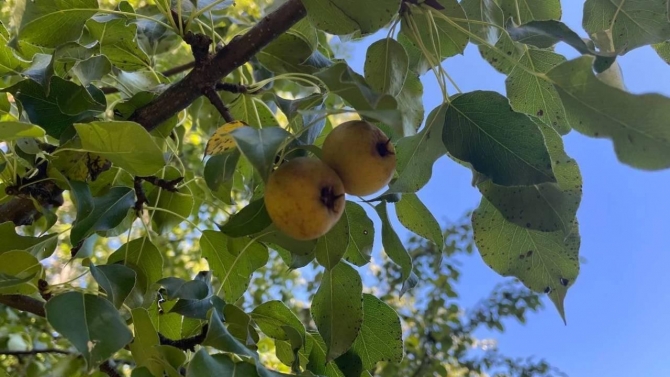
<box><xmin>264</xmin><ymin>157</ymin><xmax>345</xmax><ymax>240</ymax></box>
<box><xmin>322</xmin><ymin>120</ymin><xmax>396</xmax><ymax>196</ymax></box>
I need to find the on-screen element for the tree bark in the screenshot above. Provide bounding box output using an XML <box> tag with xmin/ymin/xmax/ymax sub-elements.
<box><xmin>129</xmin><ymin>0</ymin><xmax>307</xmax><ymax>131</ymax></box>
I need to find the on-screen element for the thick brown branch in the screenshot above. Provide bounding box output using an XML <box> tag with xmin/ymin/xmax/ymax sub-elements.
<box><xmin>129</xmin><ymin>0</ymin><xmax>307</xmax><ymax>131</ymax></box>
<box><xmin>203</xmin><ymin>87</ymin><xmax>234</xmax><ymax>122</ymax></box>
<box><xmin>0</xmin><ymin>295</ymin><xmax>46</xmax><ymax>317</ymax></box>
<box><xmin>0</xmin><ymin>348</ymin><xmax>71</xmax><ymax>356</ymax></box>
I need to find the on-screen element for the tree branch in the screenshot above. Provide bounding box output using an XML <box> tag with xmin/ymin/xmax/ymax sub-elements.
<box><xmin>0</xmin><ymin>348</ymin><xmax>71</xmax><ymax>356</ymax></box>
<box><xmin>129</xmin><ymin>0</ymin><xmax>307</xmax><ymax>131</ymax></box>
<box><xmin>0</xmin><ymin>295</ymin><xmax>46</xmax><ymax>317</ymax></box>
<box><xmin>203</xmin><ymin>87</ymin><xmax>234</xmax><ymax>123</ymax></box>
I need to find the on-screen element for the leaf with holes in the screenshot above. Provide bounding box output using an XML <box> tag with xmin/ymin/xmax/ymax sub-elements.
<box><xmin>506</xmin><ymin>48</ymin><xmax>570</xmax><ymax>134</ymax></box>
<box><xmin>311</xmin><ymin>262</ymin><xmax>363</xmax><ymax>362</ymax></box>
<box><xmin>547</xmin><ymin>56</ymin><xmax>670</xmax><ymax>170</ymax></box>
<box><xmin>350</xmin><ymin>294</ymin><xmax>403</xmax><ymax>369</ymax></box>
<box><xmin>478</xmin><ymin>121</ymin><xmax>582</xmax><ymax>234</ymax></box>
<box><xmin>472</xmin><ymin>198</ymin><xmax>580</xmax><ymax>322</ymax></box>
<box><xmin>583</xmin><ymin>0</ymin><xmax>670</xmax><ymax>54</ymax></box>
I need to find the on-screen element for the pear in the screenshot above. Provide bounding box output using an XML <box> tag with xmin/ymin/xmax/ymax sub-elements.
<box><xmin>322</xmin><ymin>120</ymin><xmax>396</xmax><ymax>196</ymax></box>
<box><xmin>264</xmin><ymin>157</ymin><xmax>345</xmax><ymax>240</ymax></box>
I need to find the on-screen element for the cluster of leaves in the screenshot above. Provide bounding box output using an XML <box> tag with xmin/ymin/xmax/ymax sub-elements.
<box><xmin>0</xmin><ymin>0</ymin><xmax>669</xmax><ymax>375</ymax></box>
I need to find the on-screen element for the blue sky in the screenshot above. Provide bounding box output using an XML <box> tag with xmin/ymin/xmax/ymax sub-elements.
<box><xmin>339</xmin><ymin>3</ymin><xmax>670</xmax><ymax>376</ymax></box>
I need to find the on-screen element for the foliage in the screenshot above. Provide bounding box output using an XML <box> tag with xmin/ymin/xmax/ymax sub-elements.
<box><xmin>0</xmin><ymin>0</ymin><xmax>667</xmax><ymax>375</ymax></box>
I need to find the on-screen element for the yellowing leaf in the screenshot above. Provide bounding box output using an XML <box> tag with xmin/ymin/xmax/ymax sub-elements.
<box><xmin>204</xmin><ymin>121</ymin><xmax>246</xmax><ymax>157</ymax></box>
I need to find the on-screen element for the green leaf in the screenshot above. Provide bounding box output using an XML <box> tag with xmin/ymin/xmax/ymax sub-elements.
<box><xmin>200</xmin><ymin>231</ymin><xmax>268</xmax><ymax>302</ymax></box>
<box><xmin>70</xmin><ymin>186</ymin><xmax>135</xmax><ymax>245</ymax></box>
<box><xmin>45</xmin><ymin>292</ymin><xmax>132</xmax><ymax>367</ymax></box>
<box><xmin>395</xmin><ymin>193</ymin><xmax>443</xmax><ymax>249</ymax></box>
<box><xmin>258</xmin><ymin>19</ymin><xmax>321</xmax><ymax>74</ymax></box>
<box><xmin>87</xmin><ymin>17</ymin><xmax>150</xmax><ymax>71</ymax></box>
<box><xmin>230</xmin><ymin>126</ymin><xmax>291</xmax><ymax>182</ymax></box>
<box><xmin>350</xmin><ymin>294</ymin><xmax>403</xmax><ymax>369</ymax></box>
<box><xmin>224</xmin><ymin>304</ymin><xmax>259</xmax><ymax>346</ymax></box>
<box><xmin>547</xmin><ymin>56</ymin><xmax>670</xmax><ymax>170</ymax></box>
<box><xmin>311</xmin><ymin>262</ymin><xmax>363</xmax><ymax>362</ymax></box>
<box><xmin>218</xmin><ymin>198</ymin><xmax>272</xmax><ymax>238</ymax></box>
<box><xmin>204</xmin><ymin>151</ymin><xmax>239</xmax><ymax>204</ymax></box>
<box><xmin>0</xmin><ymin>222</ymin><xmax>58</xmax><ymax>259</ymax></box>
<box><xmin>505</xmin><ymin>20</ymin><xmax>616</xmax><ymax>73</ymax></box>
<box><xmin>506</xmin><ymin>48</ymin><xmax>570</xmax><ymax>135</ymax></box>
<box><xmin>375</xmin><ymin>202</ymin><xmax>413</xmax><ymax>286</ymax></box>
<box><xmin>257</xmin><ymin>224</ymin><xmax>318</xmax><ymax>258</ymax></box>
<box><xmin>129</xmin><ymin>308</ymin><xmax>161</xmax><ymax>375</ymax></box>
<box><xmin>388</xmin><ymin>104</ymin><xmax>447</xmax><ymax>193</ymax></box>
<box><xmin>203</xmin><ymin>310</ymin><xmax>288</xmax><ymax>377</ymax></box>
<box><xmin>364</xmin><ymin>38</ymin><xmax>409</xmax><ymax>97</ymax></box>
<box><xmin>15</xmin><ymin>0</ymin><xmax>99</xmax><ymax>48</ymax></box>
<box><xmin>395</xmin><ymin>72</ymin><xmax>425</xmax><ymax>136</ymax></box>
<box><xmin>303</xmin><ymin>0</ymin><xmax>400</xmax><ymax>35</ymax></box>
<box><xmin>107</xmin><ymin>238</ymin><xmax>163</xmax><ymax>296</ymax></box>
<box><xmin>0</xmin><ymin>122</ymin><xmax>45</xmax><ymax>140</ymax></box>
<box><xmin>228</xmin><ymin>95</ymin><xmax>280</xmax><ymax>128</ymax></box>
<box><xmin>0</xmin><ymin>44</ymin><xmax>29</xmax><ymax>75</ymax></box>
<box><xmin>499</xmin><ymin>0</ymin><xmax>561</xmax><ymax>24</ymax></box>
<box><xmin>583</xmin><ymin>0</ymin><xmax>670</xmax><ymax>54</ymax></box>
<box><xmin>478</xmin><ymin>31</ymin><xmax>525</xmax><ymax>75</ymax></box>
<box><xmin>442</xmin><ymin>91</ymin><xmax>556</xmax><ymax>185</ymax></box>
<box><xmin>342</xmin><ymin>202</ymin><xmax>374</xmax><ymax>267</ymax></box>
<box><xmin>90</xmin><ymin>263</ymin><xmax>136</xmax><ymax>309</ymax></box>
<box><xmin>478</xmin><ymin>121</ymin><xmax>582</xmax><ymax>234</ymax></box>
<box><xmin>306</xmin><ymin>332</ymin><xmax>345</xmax><ymax>377</ymax></box>
<box><xmin>472</xmin><ymin>199</ymin><xmax>580</xmax><ymax>322</ymax></box>
<box><xmin>652</xmin><ymin>40</ymin><xmax>670</xmax><ymax>64</ymax></box>
<box><xmin>315</xmin><ymin>213</ymin><xmax>350</xmax><ymax>270</ymax></box>
<box><xmin>4</xmin><ymin>77</ymin><xmax>105</xmax><ymax>138</ymax></box>
<box><xmin>71</xmin><ymin>55</ymin><xmax>112</xmax><ymax>86</ymax></box>
<box><xmin>461</xmin><ymin>0</ymin><xmax>504</xmax><ymax>45</ymax></box>
<box><xmin>0</xmin><ymin>251</ymin><xmax>42</xmax><ymax>295</ymax></box>
<box><xmin>314</xmin><ymin>62</ymin><xmax>400</xmax><ymax>131</ymax></box>
<box><xmin>251</xmin><ymin>301</ymin><xmax>305</xmax><ymax>341</ymax></box>
<box><xmin>187</xmin><ymin>350</ymin><xmax>258</xmax><ymax>377</ymax></box>
<box><xmin>75</xmin><ymin>121</ymin><xmax>166</xmax><ymax>176</ymax></box>
<box><xmin>400</xmin><ymin>0</ymin><xmax>470</xmax><ymax>70</ymax></box>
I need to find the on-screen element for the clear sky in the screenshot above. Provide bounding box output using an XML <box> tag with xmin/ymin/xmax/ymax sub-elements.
<box><xmin>339</xmin><ymin>3</ymin><xmax>670</xmax><ymax>376</ymax></box>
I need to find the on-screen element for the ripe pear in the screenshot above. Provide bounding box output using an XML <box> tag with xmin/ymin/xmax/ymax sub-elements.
<box><xmin>264</xmin><ymin>157</ymin><xmax>345</xmax><ymax>240</ymax></box>
<box><xmin>322</xmin><ymin>120</ymin><xmax>396</xmax><ymax>196</ymax></box>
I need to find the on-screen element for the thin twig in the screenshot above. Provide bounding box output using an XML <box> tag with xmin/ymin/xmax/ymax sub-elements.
<box><xmin>99</xmin><ymin>360</ymin><xmax>123</xmax><ymax>377</ymax></box>
<box><xmin>203</xmin><ymin>87</ymin><xmax>234</xmax><ymax>122</ymax></box>
<box><xmin>215</xmin><ymin>82</ymin><xmax>248</xmax><ymax>94</ymax></box>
